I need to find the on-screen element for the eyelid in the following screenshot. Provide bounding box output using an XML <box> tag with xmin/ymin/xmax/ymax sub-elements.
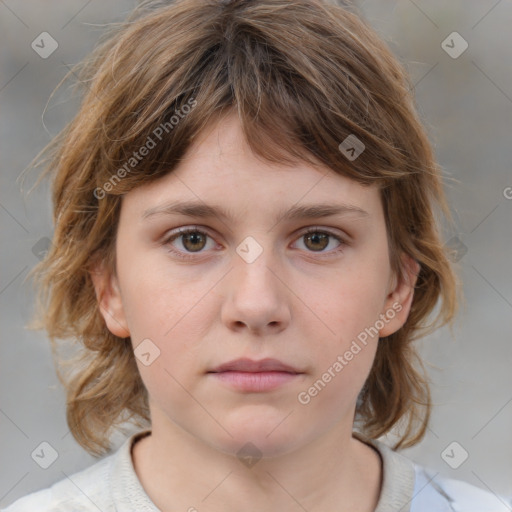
<box><xmin>162</xmin><ymin>224</ymin><xmax>350</xmax><ymax>241</ymax></box>
<box><xmin>300</xmin><ymin>225</ymin><xmax>349</xmax><ymax>241</ymax></box>
<box><xmin>160</xmin><ymin>225</ymin><xmax>219</xmax><ymax>260</ymax></box>
<box><xmin>161</xmin><ymin>224</ymin><xmax>349</xmax><ymax>260</ymax></box>
<box><xmin>293</xmin><ymin>226</ymin><xmax>349</xmax><ymax>254</ymax></box>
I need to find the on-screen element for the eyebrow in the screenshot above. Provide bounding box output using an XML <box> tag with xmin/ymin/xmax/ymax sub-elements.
<box><xmin>141</xmin><ymin>200</ymin><xmax>369</xmax><ymax>223</ymax></box>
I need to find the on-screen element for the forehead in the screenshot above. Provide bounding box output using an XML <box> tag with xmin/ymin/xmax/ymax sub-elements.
<box><xmin>122</xmin><ymin>111</ymin><xmax>383</xmax><ymax>222</ymax></box>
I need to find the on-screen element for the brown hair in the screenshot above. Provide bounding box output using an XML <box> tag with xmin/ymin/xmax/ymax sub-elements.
<box><xmin>26</xmin><ymin>0</ymin><xmax>458</xmax><ymax>456</ymax></box>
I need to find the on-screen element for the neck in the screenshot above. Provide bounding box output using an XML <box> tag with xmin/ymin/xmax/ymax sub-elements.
<box><xmin>132</xmin><ymin>418</ymin><xmax>382</xmax><ymax>512</ymax></box>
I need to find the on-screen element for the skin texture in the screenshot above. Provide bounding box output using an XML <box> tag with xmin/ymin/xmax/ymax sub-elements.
<box><xmin>91</xmin><ymin>111</ymin><xmax>419</xmax><ymax>511</ymax></box>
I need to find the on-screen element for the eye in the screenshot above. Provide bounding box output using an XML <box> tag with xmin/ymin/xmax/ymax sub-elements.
<box><xmin>292</xmin><ymin>227</ymin><xmax>346</xmax><ymax>256</ymax></box>
<box><xmin>162</xmin><ymin>226</ymin><xmax>347</xmax><ymax>260</ymax></box>
<box><xmin>163</xmin><ymin>227</ymin><xmax>217</xmax><ymax>260</ymax></box>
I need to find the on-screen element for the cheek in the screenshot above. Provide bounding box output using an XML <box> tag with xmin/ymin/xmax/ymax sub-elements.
<box><xmin>119</xmin><ymin>268</ymin><xmax>217</xmax><ymax>382</ymax></box>
<box><xmin>297</xmin><ymin>273</ymin><xmax>384</xmax><ymax>415</ymax></box>
<box><xmin>296</xmin><ymin>332</ymin><xmax>378</xmax><ymax>425</ymax></box>
<box><xmin>320</xmin><ymin>264</ymin><xmax>389</xmax><ymax>343</ymax></box>
<box><xmin>303</xmin><ymin>253</ymin><xmax>390</xmax><ymax>390</ymax></box>
<box><xmin>118</xmin><ymin>252</ymin><xmax>211</xmax><ymax>339</ymax></box>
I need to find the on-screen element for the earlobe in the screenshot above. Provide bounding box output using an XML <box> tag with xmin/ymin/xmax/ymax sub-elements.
<box><xmin>89</xmin><ymin>262</ymin><xmax>130</xmax><ymax>338</ymax></box>
<box><xmin>378</xmin><ymin>254</ymin><xmax>420</xmax><ymax>338</ymax></box>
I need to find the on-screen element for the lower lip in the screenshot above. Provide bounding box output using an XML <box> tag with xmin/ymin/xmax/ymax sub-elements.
<box><xmin>209</xmin><ymin>371</ymin><xmax>300</xmax><ymax>392</ymax></box>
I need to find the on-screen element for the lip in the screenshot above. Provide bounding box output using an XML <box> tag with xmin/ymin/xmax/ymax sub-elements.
<box><xmin>207</xmin><ymin>358</ymin><xmax>304</xmax><ymax>392</ymax></box>
<box><xmin>208</xmin><ymin>357</ymin><xmax>301</xmax><ymax>374</ymax></box>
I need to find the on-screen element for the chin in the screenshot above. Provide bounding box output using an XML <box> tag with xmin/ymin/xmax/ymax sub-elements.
<box><xmin>208</xmin><ymin>417</ymin><xmax>306</xmax><ymax>459</ymax></box>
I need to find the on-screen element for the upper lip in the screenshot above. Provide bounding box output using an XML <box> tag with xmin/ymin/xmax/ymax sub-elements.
<box><xmin>209</xmin><ymin>358</ymin><xmax>302</xmax><ymax>374</ymax></box>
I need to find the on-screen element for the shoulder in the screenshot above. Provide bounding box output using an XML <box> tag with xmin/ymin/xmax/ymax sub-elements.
<box><xmin>361</xmin><ymin>434</ymin><xmax>511</xmax><ymax>512</ymax></box>
<box><xmin>410</xmin><ymin>465</ymin><xmax>512</xmax><ymax>512</ymax></box>
<box><xmin>0</xmin><ymin>453</ymin><xmax>115</xmax><ymax>512</ymax></box>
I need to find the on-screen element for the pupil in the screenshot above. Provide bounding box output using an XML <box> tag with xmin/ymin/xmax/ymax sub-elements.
<box><xmin>182</xmin><ymin>232</ymin><xmax>329</xmax><ymax>252</ymax></box>
<box><xmin>307</xmin><ymin>232</ymin><xmax>328</xmax><ymax>251</ymax></box>
<box><xmin>185</xmin><ymin>232</ymin><xmax>204</xmax><ymax>251</ymax></box>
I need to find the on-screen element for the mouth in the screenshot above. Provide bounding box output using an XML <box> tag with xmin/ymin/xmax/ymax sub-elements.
<box><xmin>207</xmin><ymin>358</ymin><xmax>304</xmax><ymax>392</ymax></box>
<box><xmin>209</xmin><ymin>357</ymin><xmax>302</xmax><ymax>374</ymax></box>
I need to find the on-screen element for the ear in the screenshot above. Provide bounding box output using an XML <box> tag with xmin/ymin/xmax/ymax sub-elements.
<box><xmin>89</xmin><ymin>261</ymin><xmax>130</xmax><ymax>338</ymax></box>
<box><xmin>378</xmin><ymin>253</ymin><xmax>420</xmax><ymax>338</ymax></box>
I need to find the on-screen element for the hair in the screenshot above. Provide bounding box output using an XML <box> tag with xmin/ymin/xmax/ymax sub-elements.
<box><xmin>25</xmin><ymin>0</ymin><xmax>458</xmax><ymax>457</ymax></box>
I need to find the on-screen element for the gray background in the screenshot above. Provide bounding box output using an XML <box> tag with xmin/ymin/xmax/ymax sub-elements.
<box><xmin>1</xmin><ymin>0</ymin><xmax>511</xmax><ymax>508</ymax></box>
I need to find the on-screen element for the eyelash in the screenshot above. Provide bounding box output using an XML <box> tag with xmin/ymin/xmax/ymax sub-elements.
<box><xmin>162</xmin><ymin>226</ymin><xmax>347</xmax><ymax>261</ymax></box>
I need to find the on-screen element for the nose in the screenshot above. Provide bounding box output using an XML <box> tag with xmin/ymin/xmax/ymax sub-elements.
<box><xmin>220</xmin><ymin>246</ymin><xmax>291</xmax><ymax>336</ymax></box>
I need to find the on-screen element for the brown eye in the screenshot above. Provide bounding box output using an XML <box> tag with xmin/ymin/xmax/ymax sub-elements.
<box><xmin>163</xmin><ymin>227</ymin><xmax>216</xmax><ymax>260</ymax></box>
<box><xmin>180</xmin><ymin>231</ymin><xmax>207</xmax><ymax>252</ymax></box>
<box><xmin>293</xmin><ymin>228</ymin><xmax>346</xmax><ymax>257</ymax></box>
<box><xmin>303</xmin><ymin>232</ymin><xmax>330</xmax><ymax>252</ymax></box>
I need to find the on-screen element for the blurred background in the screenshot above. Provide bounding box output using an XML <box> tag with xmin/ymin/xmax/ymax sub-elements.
<box><xmin>1</xmin><ymin>0</ymin><xmax>511</xmax><ymax>507</ymax></box>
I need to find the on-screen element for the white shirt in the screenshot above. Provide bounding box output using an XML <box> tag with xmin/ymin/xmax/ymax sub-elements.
<box><xmin>2</xmin><ymin>429</ymin><xmax>510</xmax><ymax>511</ymax></box>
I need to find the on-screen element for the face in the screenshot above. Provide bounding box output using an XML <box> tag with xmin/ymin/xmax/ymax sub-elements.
<box><xmin>92</xmin><ymin>111</ymin><xmax>417</xmax><ymax>458</ymax></box>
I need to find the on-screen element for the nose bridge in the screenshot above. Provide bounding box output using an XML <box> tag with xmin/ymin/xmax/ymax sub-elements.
<box><xmin>220</xmin><ymin>233</ymin><xmax>290</xmax><ymax>332</ymax></box>
<box><xmin>233</xmin><ymin>233</ymin><xmax>282</xmax><ymax>296</ymax></box>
